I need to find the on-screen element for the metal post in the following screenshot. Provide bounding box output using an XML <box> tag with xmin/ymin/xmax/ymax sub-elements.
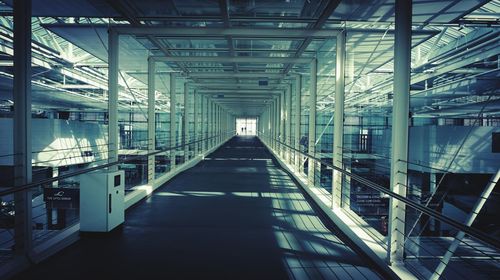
<box><xmin>193</xmin><ymin>89</ymin><xmax>198</xmax><ymax>155</ymax></box>
<box><xmin>108</xmin><ymin>29</ymin><xmax>119</xmax><ymax>171</ymax></box>
<box><xmin>308</xmin><ymin>58</ymin><xmax>318</xmax><ymax>186</ymax></box>
<box><xmin>200</xmin><ymin>96</ymin><xmax>205</xmax><ymax>151</ymax></box>
<box><xmin>205</xmin><ymin>97</ymin><xmax>209</xmax><ymax>150</ymax></box>
<box><xmin>216</xmin><ymin>105</ymin><xmax>220</xmax><ymax>144</ymax></box>
<box><xmin>388</xmin><ymin>0</ymin><xmax>411</xmax><ymax>264</ymax></box>
<box><xmin>269</xmin><ymin>103</ymin><xmax>273</xmax><ymax>147</ymax></box>
<box><xmin>207</xmin><ymin>99</ymin><xmax>212</xmax><ymax>148</ymax></box>
<box><xmin>274</xmin><ymin>100</ymin><xmax>278</xmax><ymax>148</ymax></box>
<box><xmin>280</xmin><ymin>91</ymin><xmax>285</xmax><ymax>157</ymax></box>
<box><xmin>170</xmin><ymin>73</ymin><xmax>177</xmax><ymax>170</ymax></box>
<box><xmin>147</xmin><ymin>58</ymin><xmax>156</xmax><ymax>183</ymax></box>
<box><xmin>276</xmin><ymin>96</ymin><xmax>281</xmax><ymax>152</ymax></box>
<box><xmin>333</xmin><ymin>30</ymin><xmax>346</xmax><ymax>208</ymax></box>
<box><xmin>294</xmin><ymin>75</ymin><xmax>302</xmax><ymax>172</ymax></box>
<box><xmin>286</xmin><ymin>83</ymin><xmax>292</xmax><ymax>164</ymax></box>
<box><xmin>183</xmin><ymin>82</ymin><xmax>189</xmax><ymax>162</ymax></box>
<box><xmin>13</xmin><ymin>0</ymin><xmax>32</xmax><ymax>253</ymax></box>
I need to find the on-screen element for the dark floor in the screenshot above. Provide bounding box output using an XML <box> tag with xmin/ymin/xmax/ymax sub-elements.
<box><xmin>14</xmin><ymin>136</ymin><xmax>382</xmax><ymax>280</ymax></box>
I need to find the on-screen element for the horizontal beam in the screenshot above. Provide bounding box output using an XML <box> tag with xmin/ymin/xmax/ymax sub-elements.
<box><xmin>198</xmin><ymin>89</ymin><xmax>283</xmax><ymax>93</ymax></box>
<box><xmin>194</xmin><ymin>85</ymin><xmax>283</xmax><ymax>91</ymax></box>
<box><xmin>189</xmin><ymin>73</ymin><xmax>287</xmax><ymax>79</ymax></box>
<box><xmin>151</xmin><ymin>55</ymin><xmax>313</xmax><ymax>64</ymax></box>
<box><xmin>210</xmin><ymin>97</ymin><xmax>274</xmax><ymax>100</ymax></box>
<box><xmin>42</xmin><ymin>24</ymin><xmax>438</xmax><ymax>37</ymax></box>
<box><xmin>116</xmin><ymin>26</ymin><xmax>340</xmax><ymax>38</ymax></box>
<box><xmin>192</xmin><ymin>83</ymin><xmax>281</xmax><ymax>87</ymax></box>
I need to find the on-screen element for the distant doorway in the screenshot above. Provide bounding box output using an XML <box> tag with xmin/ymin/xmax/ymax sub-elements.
<box><xmin>236</xmin><ymin>118</ymin><xmax>257</xmax><ymax>136</ymax></box>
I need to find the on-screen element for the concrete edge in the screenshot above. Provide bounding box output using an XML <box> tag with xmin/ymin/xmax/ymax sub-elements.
<box><xmin>124</xmin><ymin>139</ymin><xmax>229</xmax><ymax>209</ymax></box>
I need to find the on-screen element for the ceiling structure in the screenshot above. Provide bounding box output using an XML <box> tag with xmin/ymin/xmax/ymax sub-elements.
<box><xmin>0</xmin><ymin>0</ymin><xmax>498</xmax><ymax>118</ymax></box>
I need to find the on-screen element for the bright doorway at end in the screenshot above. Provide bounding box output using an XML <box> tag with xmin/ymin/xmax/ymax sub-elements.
<box><xmin>236</xmin><ymin>118</ymin><xmax>257</xmax><ymax>136</ymax></box>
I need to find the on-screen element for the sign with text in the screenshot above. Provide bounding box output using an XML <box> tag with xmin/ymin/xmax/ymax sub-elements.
<box><xmin>43</xmin><ymin>187</ymin><xmax>80</xmax><ymax>209</ymax></box>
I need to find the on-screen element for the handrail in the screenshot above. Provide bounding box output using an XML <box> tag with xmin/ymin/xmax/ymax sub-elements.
<box><xmin>259</xmin><ymin>133</ymin><xmax>500</xmax><ymax>251</ymax></box>
<box><xmin>0</xmin><ymin>131</ymin><xmax>235</xmax><ymax>196</ymax></box>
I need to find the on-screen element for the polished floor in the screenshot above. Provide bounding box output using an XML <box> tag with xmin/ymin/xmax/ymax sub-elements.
<box><xmin>14</xmin><ymin>136</ymin><xmax>382</xmax><ymax>280</ymax></box>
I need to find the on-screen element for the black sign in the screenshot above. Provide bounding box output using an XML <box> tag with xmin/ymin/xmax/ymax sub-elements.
<box><xmin>43</xmin><ymin>188</ymin><xmax>79</xmax><ymax>209</ymax></box>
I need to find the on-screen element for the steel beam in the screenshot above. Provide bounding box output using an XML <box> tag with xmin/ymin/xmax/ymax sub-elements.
<box><xmin>431</xmin><ymin>169</ymin><xmax>500</xmax><ymax>280</ymax></box>
<box><xmin>114</xmin><ymin>26</ymin><xmax>339</xmax><ymax>38</ymax></box>
<box><xmin>189</xmin><ymin>73</ymin><xmax>286</xmax><ymax>79</ymax></box>
<box><xmin>197</xmin><ymin>89</ymin><xmax>283</xmax><ymax>94</ymax></box>
<box><xmin>151</xmin><ymin>55</ymin><xmax>313</xmax><ymax>64</ymax></box>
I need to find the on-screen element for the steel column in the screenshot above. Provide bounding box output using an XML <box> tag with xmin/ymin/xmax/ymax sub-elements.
<box><xmin>388</xmin><ymin>0</ymin><xmax>411</xmax><ymax>264</ymax></box>
<box><xmin>286</xmin><ymin>83</ymin><xmax>292</xmax><ymax>164</ymax></box>
<box><xmin>207</xmin><ymin>99</ymin><xmax>212</xmax><ymax>148</ymax></box>
<box><xmin>108</xmin><ymin>29</ymin><xmax>119</xmax><ymax>171</ymax></box>
<box><xmin>307</xmin><ymin>58</ymin><xmax>318</xmax><ymax>186</ymax></box>
<box><xmin>332</xmin><ymin>30</ymin><xmax>346</xmax><ymax>208</ymax></box>
<box><xmin>279</xmin><ymin>91</ymin><xmax>285</xmax><ymax>157</ymax></box>
<box><xmin>147</xmin><ymin>58</ymin><xmax>155</xmax><ymax>183</ymax></box>
<box><xmin>13</xmin><ymin>0</ymin><xmax>32</xmax><ymax>253</ymax></box>
<box><xmin>193</xmin><ymin>89</ymin><xmax>198</xmax><ymax>155</ymax></box>
<box><xmin>170</xmin><ymin>73</ymin><xmax>177</xmax><ymax>170</ymax></box>
<box><xmin>183</xmin><ymin>82</ymin><xmax>189</xmax><ymax>162</ymax></box>
<box><xmin>294</xmin><ymin>75</ymin><xmax>302</xmax><ymax>172</ymax></box>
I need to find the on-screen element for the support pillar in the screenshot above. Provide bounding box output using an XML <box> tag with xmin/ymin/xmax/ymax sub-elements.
<box><xmin>170</xmin><ymin>73</ymin><xmax>177</xmax><ymax>170</ymax></box>
<box><xmin>276</xmin><ymin>97</ymin><xmax>280</xmax><ymax>151</ymax></box>
<box><xmin>193</xmin><ymin>89</ymin><xmax>198</xmax><ymax>155</ymax></box>
<box><xmin>200</xmin><ymin>96</ymin><xmax>205</xmax><ymax>151</ymax></box>
<box><xmin>294</xmin><ymin>75</ymin><xmax>302</xmax><ymax>172</ymax></box>
<box><xmin>13</xmin><ymin>0</ymin><xmax>32</xmax><ymax>253</ymax></box>
<box><xmin>183</xmin><ymin>82</ymin><xmax>189</xmax><ymax>162</ymax></box>
<box><xmin>280</xmin><ymin>90</ymin><xmax>285</xmax><ymax>157</ymax></box>
<box><xmin>207</xmin><ymin>98</ymin><xmax>212</xmax><ymax>148</ymax></box>
<box><xmin>108</xmin><ymin>29</ymin><xmax>119</xmax><ymax>170</ymax></box>
<box><xmin>308</xmin><ymin>58</ymin><xmax>318</xmax><ymax>187</ymax></box>
<box><xmin>286</xmin><ymin>83</ymin><xmax>292</xmax><ymax>164</ymax></box>
<box><xmin>388</xmin><ymin>0</ymin><xmax>411</xmax><ymax>264</ymax></box>
<box><xmin>147</xmin><ymin>58</ymin><xmax>156</xmax><ymax>183</ymax></box>
<box><xmin>333</xmin><ymin>30</ymin><xmax>346</xmax><ymax>208</ymax></box>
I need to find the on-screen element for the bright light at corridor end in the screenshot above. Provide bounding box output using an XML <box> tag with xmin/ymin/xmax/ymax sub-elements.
<box><xmin>236</xmin><ymin>118</ymin><xmax>257</xmax><ymax>136</ymax></box>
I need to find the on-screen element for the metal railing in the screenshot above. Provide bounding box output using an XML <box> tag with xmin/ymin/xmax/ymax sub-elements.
<box><xmin>259</xmin><ymin>132</ymin><xmax>500</xmax><ymax>279</ymax></box>
<box><xmin>0</xmin><ymin>130</ymin><xmax>235</xmax><ymax>267</ymax></box>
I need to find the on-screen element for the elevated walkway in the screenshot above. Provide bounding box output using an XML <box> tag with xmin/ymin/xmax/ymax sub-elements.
<box><xmin>14</xmin><ymin>136</ymin><xmax>384</xmax><ymax>280</ymax></box>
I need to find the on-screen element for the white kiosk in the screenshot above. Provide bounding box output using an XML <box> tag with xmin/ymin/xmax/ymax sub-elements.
<box><xmin>80</xmin><ymin>170</ymin><xmax>125</xmax><ymax>232</ymax></box>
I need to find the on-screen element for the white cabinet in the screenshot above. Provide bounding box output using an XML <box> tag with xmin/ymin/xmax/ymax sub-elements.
<box><xmin>80</xmin><ymin>170</ymin><xmax>125</xmax><ymax>232</ymax></box>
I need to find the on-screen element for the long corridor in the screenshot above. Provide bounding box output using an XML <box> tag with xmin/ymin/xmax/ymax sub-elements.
<box><xmin>15</xmin><ymin>136</ymin><xmax>382</xmax><ymax>280</ymax></box>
